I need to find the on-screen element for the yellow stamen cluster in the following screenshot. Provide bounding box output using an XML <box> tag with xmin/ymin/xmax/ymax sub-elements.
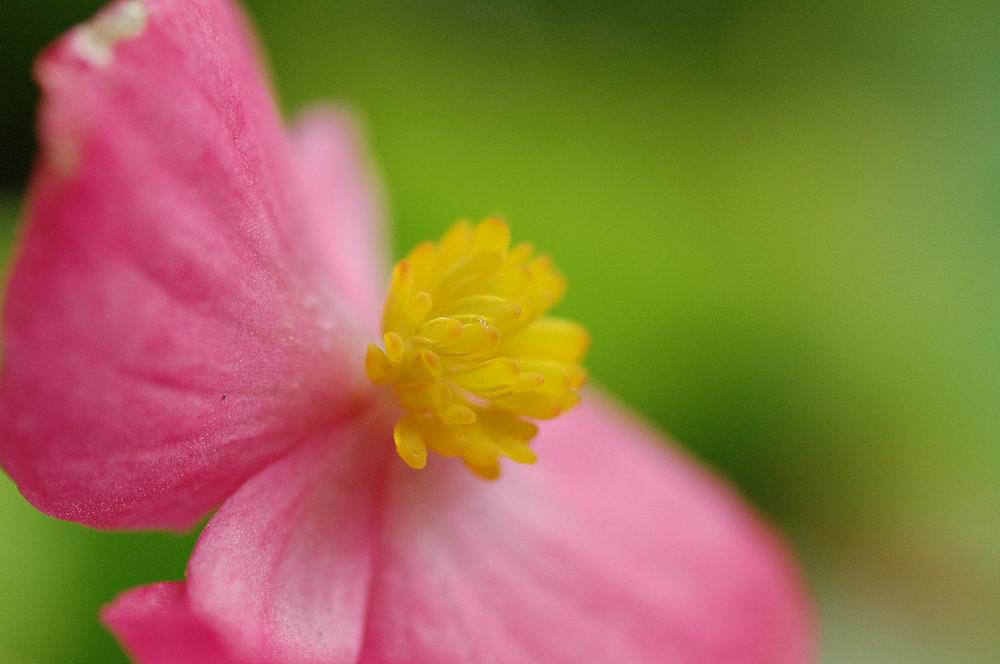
<box><xmin>365</xmin><ymin>218</ymin><xmax>589</xmax><ymax>478</ymax></box>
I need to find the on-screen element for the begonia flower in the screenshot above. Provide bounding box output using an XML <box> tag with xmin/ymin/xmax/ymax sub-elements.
<box><xmin>0</xmin><ymin>0</ymin><xmax>813</xmax><ymax>662</ymax></box>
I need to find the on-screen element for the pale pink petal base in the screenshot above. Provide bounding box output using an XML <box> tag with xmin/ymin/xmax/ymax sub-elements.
<box><xmin>359</xmin><ymin>394</ymin><xmax>812</xmax><ymax>663</ymax></box>
<box><xmin>107</xmin><ymin>394</ymin><xmax>812</xmax><ymax>663</ymax></box>
<box><xmin>290</xmin><ymin>109</ymin><xmax>388</xmax><ymax>329</ymax></box>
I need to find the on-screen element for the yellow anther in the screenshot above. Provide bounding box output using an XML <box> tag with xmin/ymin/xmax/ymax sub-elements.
<box><xmin>415</xmin><ymin>317</ymin><xmax>464</xmax><ymax>345</ymax></box>
<box><xmin>450</xmin><ymin>295</ymin><xmax>523</xmax><ymax>327</ymax></box>
<box><xmin>514</xmin><ymin>372</ymin><xmax>546</xmax><ymax>393</ymax></box>
<box><xmin>443</xmin><ymin>320</ymin><xmax>501</xmax><ymax>359</ymax></box>
<box><xmin>393</xmin><ymin>419</ymin><xmax>428</xmax><ymax>470</ymax></box>
<box><xmin>452</xmin><ymin>357</ymin><xmax>520</xmax><ymax>394</ymax></box>
<box><xmin>404</xmin><ymin>291</ymin><xmax>433</xmax><ymax>323</ymax></box>
<box><xmin>500</xmin><ymin>317</ymin><xmax>590</xmax><ymax>363</ymax></box>
<box><xmin>438</xmin><ymin>404</ymin><xmax>477</xmax><ymax>426</ymax></box>
<box><xmin>384</xmin><ymin>332</ymin><xmax>406</xmax><ymax>364</ymax></box>
<box><xmin>365</xmin><ymin>344</ymin><xmax>393</xmax><ymax>385</ymax></box>
<box><xmin>365</xmin><ymin>218</ymin><xmax>589</xmax><ymax>476</ymax></box>
<box><xmin>413</xmin><ymin>349</ymin><xmax>443</xmax><ymax>380</ymax></box>
<box><xmin>466</xmin><ymin>461</ymin><xmax>502</xmax><ymax>481</ymax></box>
<box><xmin>470</xmin><ymin>217</ymin><xmax>511</xmax><ymax>253</ymax></box>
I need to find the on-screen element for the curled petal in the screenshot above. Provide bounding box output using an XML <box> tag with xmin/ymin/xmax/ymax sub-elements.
<box><xmin>103</xmin><ymin>582</ymin><xmax>267</xmax><ymax>664</ymax></box>
<box><xmin>183</xmin><ymin>420</ymin><xmax>391</xmax><ymax>664</ymax></box>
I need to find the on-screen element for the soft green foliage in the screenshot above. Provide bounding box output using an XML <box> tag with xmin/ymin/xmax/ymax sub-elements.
<box><xmin>0</xmin><ymin>2</ymin><xmax>998</xmax><ymax>662</ymax></box>
<box><xmin>0</xmin><ymin>200</ymin><xmax>14</xmax><ymax>259</ymax></box>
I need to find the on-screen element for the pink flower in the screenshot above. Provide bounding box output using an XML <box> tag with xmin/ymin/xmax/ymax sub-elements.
<box><xmin>0</xmin><ymin>0</ymin><xmax>813</xmax><ymax>662</ymax></box>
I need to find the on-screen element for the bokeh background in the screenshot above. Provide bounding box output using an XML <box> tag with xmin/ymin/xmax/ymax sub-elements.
<box><xmin>2</xmin><ymin>1</ymin><xmax>998</xmax><ymax>662</ymax></box>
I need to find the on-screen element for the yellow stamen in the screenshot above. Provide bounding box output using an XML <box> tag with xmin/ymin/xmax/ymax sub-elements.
<box><xmin>366</xmin><ymin>218</ymin><xmax>589</xmax><ymax>476</ymax></box>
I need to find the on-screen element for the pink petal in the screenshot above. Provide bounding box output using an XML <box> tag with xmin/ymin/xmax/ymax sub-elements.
<box><xmin>358</xmin><ymin>393</ymin><xmax>814</xmax><ymax>663</ymax></box>
<box><xmin>183</xmin><ymin>418</ymin><xmax>392</xmax><ymax>664</ymax></box>
<box><xmin>0</xmin><ymin>0</ymin><xmax>373</xmax><ymax>530</ymax></box>
<box><xmin>150</xmin><ymin>392</ymin><xmax>809</xmax><ymax>663</ymax></box>
<box><xmin>289</xmin><ymin>108</ymin><xmax>388</xmax><ymax>329</ymax></box>
<box><xmin>103</xmin><ymin>582</ymin><xmax>262</xmax><ymax>664</ymax></box>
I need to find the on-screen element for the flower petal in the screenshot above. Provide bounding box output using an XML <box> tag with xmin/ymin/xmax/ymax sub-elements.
<box><xmin>0</xmin><ymin>0</ymin><xmax>369</xmax><ymax>530</ymax></box>
<box><xmin>125</xmin><ymin>394</ymin><xmax>810</xmax><ymax>662</ymax></box>
<box><xmin>289</xmin><ymin>108</ymin><xmax>388</xmax><ymax>329</ymax></box>
<box><xmin>103</xmin><ymin>582</ymin><xmax>260</xmax><ymax>664</ymax></box>
<box><xmin>357</xmin><ymin>392</ymin><xmax>814</xmax><ymax>663</ymax></box>
<box><xmin>183</xmin><ymin>419</ymin><xmax>390</xmax><ymax>664</ymax></box>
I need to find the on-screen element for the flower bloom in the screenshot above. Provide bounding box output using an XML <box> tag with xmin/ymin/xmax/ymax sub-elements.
<box><xmin>0</xmin><ymin>1</ymin><xmax>813</xmax><ymax>662</ymax></box>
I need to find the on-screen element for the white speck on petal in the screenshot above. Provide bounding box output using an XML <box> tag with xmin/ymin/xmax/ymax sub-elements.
<box><xmin>70</xmin><ymin>0</ymin><xmax>148</xmax><ymax>67</ymax></box>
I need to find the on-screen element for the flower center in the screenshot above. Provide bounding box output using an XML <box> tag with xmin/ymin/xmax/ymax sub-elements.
<box><xmin>365</xmin><ymin>218</ymin><xmax>589</xmax><ymax>478</ymax></box>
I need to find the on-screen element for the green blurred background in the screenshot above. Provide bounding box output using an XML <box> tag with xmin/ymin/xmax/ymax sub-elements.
<box><xmin>2</xmin><ymin>1</ymin><xmax>998</xmax><ymax>662</ymax></box>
